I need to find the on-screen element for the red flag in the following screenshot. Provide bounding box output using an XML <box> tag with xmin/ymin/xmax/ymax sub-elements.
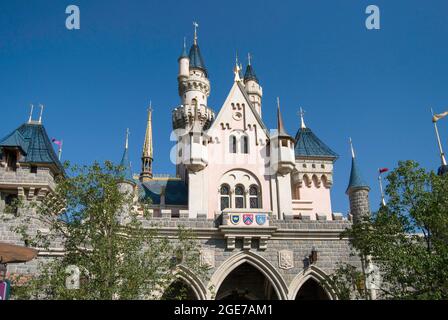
<box><xmin>379</xmin><ymin>168</ymin><xmax>389</xmax><ymax>174</ymax></box>
<box><xmin>52</xmin><ymin>138</ymin><xmax>62</xmax><ymax>147</ymax></box>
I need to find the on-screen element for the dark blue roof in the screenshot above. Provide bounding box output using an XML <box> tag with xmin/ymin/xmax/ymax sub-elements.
<box><xmin>139</xmin><ymin>179</ymin><xmax>188</xmax><ymax>206</ymax></box>
<box><xmin>438</xmin><ymin>165</ymin><xmax>448</xmax><ymax>176</ymax></box>
<box><xmin>244</xmin><ymin>64</ymin><xmax>258</xmax><ymax>83</ymax></box>
<box><xmin>179</xmin><ymin>43</ymin><xmax>188</xmax><ymax>60</ymax></box>
<box><xmin>346</xmin><ymin>158</ymin><xmax>369</xmax><ymax>193</ymax></box>
<box><xmin>0</xmin><ymin>129</ymin><xmax>28</xmax><ymax>154</ymax></box>
<box><xmin>119</xmin><ymin>147</ymin><xmax>134</xmax><ymax>183</ymax></box>
<box><xmin>0</xmin><ymin>123</ymin><xmax>64</xmax><ymax>173</ymax></box>
<box><xmin>294</xmin><ymin>127</ymin><xmax>338</xmax><ymax>159</ymax></box>
<box><xmin>188</xmin><ymin>44</ymin><xmax>207</xmax><ymax>76</ymax></box>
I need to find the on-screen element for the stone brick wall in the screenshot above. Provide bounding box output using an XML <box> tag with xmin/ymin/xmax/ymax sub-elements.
<box><xmin>1</xmin><ymin>209</ymin><xmax>361</xmax><ymax>299</ymax></box>
<box><xmin>348</xmin><ymin>188</ymin><xmax>370</xmax><ymax>223</ymax></box>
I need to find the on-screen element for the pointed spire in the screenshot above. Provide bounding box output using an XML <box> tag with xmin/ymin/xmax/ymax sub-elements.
<box><xmin>188</xmin><ymin>22</ymin><xmax>207</xmax><ymax>76</ymax></box>
<box><xmin>143</xmin><ymin>102</ymin><xmax>153</xmax><ymax>159</ymax></box>
<box><xmin>140</xmin><ymin>102</ymin><xmax>153</xmax><ymax>181</ymax></box>
<box><xmin>179</xmin><ymin>37</ymin><xmax>188</xmax><ymax>59</ymax></box>
<box><xmin>120</xmin><ymin>128</ymin><xmax>133</xmax><ymax>183</ymax></box>
<box><xmin>244</xmin><ymin>53</ymin><xmax>259</xmax><ymax>83</ymax></box>
<box><xmin>28</xmin><ymin>104</ymin><xmax>34</xmax><ymax>123</ymax></box>
<box><xmin>234</xmin><ymin>51</ymin><xmax>242</xmax><ymax>82</ymax></box>
<box><xmin>277</xmin><ymin>97</ymin><xmax>288</xmax><ymax>136</ymax></box>
<box><xmin>38</xmin><ymin>104</ymin><xmax>44</xmax><ymax>124</ymax></box>
<box><xmin>346</xmin><ymin>137</ymin><xmax>369</xmax><ymax>194</ymax></box>
<box><xmin>298</xmin><ymin>107</ymin><xmax>306</xmax><ymax>129</ymax></box>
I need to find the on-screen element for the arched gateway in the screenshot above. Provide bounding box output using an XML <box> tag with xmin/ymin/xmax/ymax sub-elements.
<box><xmin>208</xmin><ymin>251</ymin><xmax>289</xmax><ymax>300</ymax></box>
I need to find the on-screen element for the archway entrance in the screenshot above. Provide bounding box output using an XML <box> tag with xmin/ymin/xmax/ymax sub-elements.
<box><xmin>295</xmin><ymin>279</ymin><xmax>330</xmax><ymax>300</ymax></box>
<box><xmin>216</xmin><ymin>263</ymin><xmax>278</xmax><ymax>300</ymax></box>
<box><xmin>162</xmin><ymin>279</ymin><xmax>198</xmax><ymax>300</ymax></box>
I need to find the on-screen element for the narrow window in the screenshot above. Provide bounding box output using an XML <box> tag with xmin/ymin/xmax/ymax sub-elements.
<box><xmin>5</xmin><ymin>150</ymin><xmax>17</xmax><ymax>172</ymax></box>
<box><xmin>249</xmin><ymin>185</ymin><xmax>260</xmax><ymax>208</ymax></box>
<box><xmin>235</xmin><ymin>185</ymin><xmax>245</xmax><ymax>208</ymax></box>
<box><xmin>229</xmin><ymin>135</ymin><xmax>237</xmax><ymax>153</ymax></box>
<box><xmin>220</xmin><ymin>184</ymin><xmax>230</xmax><ymax>210</ymax></box>
<box><xmin>241</xmin><ymin>136</ymin><xmax>249</xmax><ymax>154</ymax></box>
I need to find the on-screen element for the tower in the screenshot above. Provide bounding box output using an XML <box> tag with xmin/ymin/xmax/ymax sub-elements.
<box><xmin>173</xmin><ymin>22</ymin><xmax>215</xmax><ymax>132</ymax></box>
<box><xmin>140</xmin><ymin>106</ymin><xmax>153</xmax><ymax>182</ymax></box>
<box><xmin>346</xmin><ymin>138</ymin><xmax>371</xmax><ymax>223</ymax></box>
<box><xmin>243</xmin><ymin>53</ymin><xmax>263</xmax><ymax>116</ymax></box>
<box><xmin>271</xmin><ymin>98</ymin><xmax>295</xmax><ymax>219</ymax></box>
<box><xmin>292</xmin><ymin>109</ymin><xmax>338</xmax><ymax>219</ymax></box>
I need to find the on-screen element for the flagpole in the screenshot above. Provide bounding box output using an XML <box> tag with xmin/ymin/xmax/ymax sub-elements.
<box><xmin>378</xmin><ymin>170</ymin><xmax>386</xmax><ymax>206</ymax></box>
<box><xmin>431</xmin><ymin>108</ymin><xmax>447</xmax><ymax>166</ymax></box>
<box><xmin>58</xmin><ymin>140</ymin><xmax>63</xmax><ymax>161</ymax></box>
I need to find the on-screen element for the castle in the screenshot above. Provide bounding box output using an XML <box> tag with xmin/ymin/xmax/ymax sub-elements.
<box><xmin>0</xmin><ymin>27</ymin><xmax>373</xmax><ymax>300</ymax></box>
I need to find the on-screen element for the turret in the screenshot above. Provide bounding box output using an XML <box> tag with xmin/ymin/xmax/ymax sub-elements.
<box><xmin>270</xmin><ymin>98</ymin><xmax>295</xmax><ymax>219</ymax></box>
<box><xmin>178</xmin><ymin>37</ymin><xmax>190</xmax><ymax>80</ymax></box>
<box><xmin>244</xmin><ymin>53</ymin><xmax>263</xmax><ymax>116</ymax></box>
<box><xmin>173</xmin><ymin>22</ymin><xmax>215</xmax><ymax>132</ymax></box>
<box><xmin>270</xmin><ymin>98</ymin><xmax>295</xmax><ymax>175</ymax></box>
<box><xmin>0</xmin><ymin>106</ymin><xmax>64</xmax><ymax>212</ymax></box>
<box><xmin>181</xmin><ymin>101</ymin><xmax>208</xmax><ymax>173</ymax></box>
<box><xmin>140</xmin><ymin>106</ymin><xmax>153</xmax><ymax>182</ymax></box>
<box><xmin>346</xmin><ymin>138</ymin><xmax>371</xmax><ymax>223</ymax></box>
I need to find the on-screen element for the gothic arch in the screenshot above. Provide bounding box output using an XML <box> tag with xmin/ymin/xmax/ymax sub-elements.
<box><xmin>163</xmin><ymin>265</ymin><xmax>207</xmax><ymax>300</ymax></box>
<box><xmin>288</xmin><ymin>265</ymin><xmax>337</xmax><ymax>300</ymax></box>
<box><xmin>207</xmin><ymin>251</ymin><xmax>288</xmax><ymax>300</ymax></box>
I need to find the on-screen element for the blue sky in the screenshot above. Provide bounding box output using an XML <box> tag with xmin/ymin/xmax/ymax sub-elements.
<box><xmin>1</xmin><ymin>0</ymin><xmax>448</xmax><ymax>214</ymax></box>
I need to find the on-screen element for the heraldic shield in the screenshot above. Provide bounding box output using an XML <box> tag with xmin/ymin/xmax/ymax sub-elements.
<box><xmin>230</xmin><ymin>214</ymin><xmax>240</xmax><ymax>225</ymax></box>
<box><xmin>243</xmin><ymin>214</ymin><xmax>254</xmax><ymax>225</ymax></box>
<box><xmin>256</xmin><ymin>214</ymin><xmax>266</xmax><ymax>225</ymax></box>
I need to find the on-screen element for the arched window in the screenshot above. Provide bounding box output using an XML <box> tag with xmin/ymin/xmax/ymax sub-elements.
<box><xmin>241</xmin><ymin>135</ymin><xmax>249</xmax><ymax>154</ymax></box>
<box><xmin>220</xmin><ymin>184</ymin><xmax>231</xmax><ymax>210</ymax></box>
<box><xmin>234</xmin><ymin>185</ymin><xmax>245</xmax><ymax>208</ymax></box>
<box><xmin>249</xmin><ymin>185</ymin><xmax>260</xmax><ymax>208</ymax></box>
<box><xmin>229</xmin><ymin>135</ymin><xmax>237</xmax><ymax>153</ymax></box>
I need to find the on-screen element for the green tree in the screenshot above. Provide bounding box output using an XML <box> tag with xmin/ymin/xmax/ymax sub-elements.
<box><xmin>335</xmin><ymin>160</ymin><xmax>448</xmax><ymax>299</ymax></box>
<box><xmin>9</xmin><ymin>161</ymin><xmax>208</xmax><ymax>300</ymax></box>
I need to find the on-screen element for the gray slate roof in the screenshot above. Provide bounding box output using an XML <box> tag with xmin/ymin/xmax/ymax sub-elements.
<box><xmin>294</xmin><ymin>127</ymin><xmax>338</xmax><ymax>159</ymax></box>
<box><xmin>188</xmin><ymin>44</ymin><xmax>207</xmax><ymax>76</ymax></box>
<box><xmin>0</xmin><ymin>122</ymin><xmax>64</xmax><ymax>173</ymax></box>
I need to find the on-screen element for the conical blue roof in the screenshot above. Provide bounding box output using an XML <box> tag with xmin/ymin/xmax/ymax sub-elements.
<box><xmin>346</xmin><ymin>157</ymin><xmax>369</xmax><ymax>193</ymax></box>
<box><xmin>119</xmin><ymin>147</ymin><xmax>134</xmax><ymax>183</ymax></box>
<box><xmin>294</xmin><ymin>127</ymin><xmax>338</xmax><ymax>159</ymax></box>
<box><xmin>0</xmin><ymin>122</ymin><xmax>64</xmax><ymax>173</ymax></box>
<box><xmin>179</xmin><ymin>43</ymin><xmax>188</xmax><ymax>60</ymax></box>
<box><xmin>188</xmin><ymin>44</ymin><xmax>207</xmax><ymax>76</ymax></box>
<box><xmin>244</xmin><ymin>64</ymin><xmax>258</xmax><ymax>83</ymax></box>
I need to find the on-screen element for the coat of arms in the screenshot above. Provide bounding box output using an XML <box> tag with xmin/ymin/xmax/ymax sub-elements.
<box><xmin>278</xmin><ymin>250</ymin><xmax>294</xmax><ymax>270</ymax></box>
<box><xmin>230</xmin><ymin>214</ymin><xmax>240</xmax><ymax>225</ymax></box>
<box><xmin>255</xmin><ymin>214</ymin><xmax>266</xmax><ymax>225</ymax></box>
<box><xmin>243</xmin><ymin>214</ymin><xmax>254</xmax><ymax>225</ymax></box>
